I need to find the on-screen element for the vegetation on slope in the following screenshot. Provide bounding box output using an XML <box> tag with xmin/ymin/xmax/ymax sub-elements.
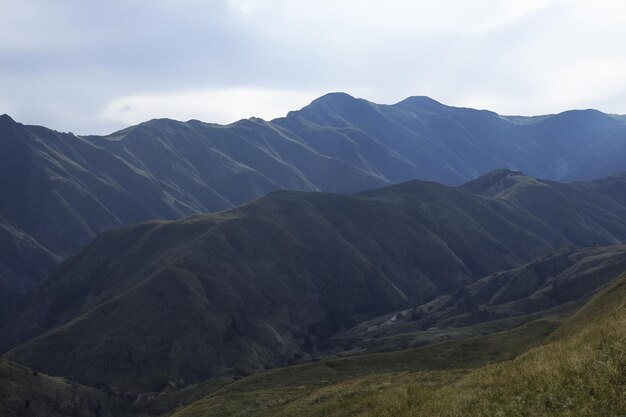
<box><xmin>330</xmin><ymin>244</ymin><xmax>626</xmax><ymax>353</ymax></box>
<box><xmin>0</xmin><ymin>359</ymin><xmax>124</xmax><ymax>417</ymax></box>
<box><xmin>170</xmin><ymin>313</ymin><xmax>563</xmax><ymax>417</ymax></box>
<box><xmin>0</xmin><ymin>173</ymin><xmax>621</xmax><ymax>389</ymax></box>
<box><xmin>2</xmin><ymin>94</ymin><xmax>626</xmax><ymax>292</ymax></box>
<box><xmin>364</xmin><ymin>272</ymin><xmax>626</xmax><ymax>417</ymax></box>
<box><xmin>0</xmin><ymin>221</ymin><xmax>61</xmax><ymax>293</ymax></box>
<box><xmin>175</xmin><ymin>271</ymin><xmax>626</xmax><ymax>417</ymax></box>
<box><xmin>4</xmin><ymin>173</ymin><xmax>626</xmax><ymax>394</ymax></box>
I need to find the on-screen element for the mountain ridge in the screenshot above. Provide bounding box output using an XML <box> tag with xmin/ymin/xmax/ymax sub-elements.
<box><xmin>4</xmin><ymin>171</ymin><xmax>626</xmax><ymax>393</ymax></box>
<box><xmin>2</xmin><ymin>94</ymin><xmax>626</xmax><ymax>294</ymax></box>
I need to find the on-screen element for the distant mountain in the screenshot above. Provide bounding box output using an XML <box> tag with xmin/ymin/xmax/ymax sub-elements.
<box><xmin>1</xmin><ymin>96</ymin><xmax>625</xmax><ymax>293</ymax></box>
<box><xmin>277</xmin><ymin>94</ymin><xmax>626</xmax><ymax>184</ymax></box>
<box><xmin>4</xmin><ymin>171</ymin><xmax>626</xmax><ymax>393</ymax></box>
<box><xmin>0</xmin><ymin>111</ymin><xmax>387</xmax><ymax>293</ymax></box>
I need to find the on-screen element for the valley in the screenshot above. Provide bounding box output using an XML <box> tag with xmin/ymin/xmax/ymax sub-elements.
<box><xmin>174</xmin><ymin>270</ymin><xmax>626</xmax><ymax>417</ymax></box>
<box><xmin>1</xmin><ymin>97</ymin><xmax>626</xmax><ymax>416</ymax></box>
<box><xmin>4</xmin><ymin>2</ymin><xmax>626</xmax><ymax>415</ymax></box>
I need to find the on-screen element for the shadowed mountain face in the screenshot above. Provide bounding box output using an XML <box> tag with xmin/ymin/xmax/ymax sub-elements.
<box><xmin>452</xmin><ymin>245</ymin><xmax>626</xmax><ymax>320</ymax></box>
<box><xmin>0</xmin><ymin>359</ymin><xmax>123</xmax><ymax>417</ymax></box>
<box><xmin>0</xmin><ymin>221</ymin><xmax>60</xmax><ymax>293</ymax></box>
<box><xmin>173</xmin><ymin>269</ymin><xmax>626</xmax><ymax>417</ymax></box>
<box><xmin>1</xmin><ymin>94</ymin><xmax>625</xmax><ymax>293</ymax></box>
<box><xmin>4</xmin><ymin>172</ymin><xmax>626</xmax><ymax>393</ymax></box>
<box><xmin>344</xmin><ymin>245</ymin><xmax>626</xmax><ymax>348</ymax></box>
<box><xmin>462</xmin><ymin>169</ymin><xmax>626</xmax><ymax>247</ymax></box>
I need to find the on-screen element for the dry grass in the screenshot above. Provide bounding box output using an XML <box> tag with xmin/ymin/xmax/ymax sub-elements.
<box><xmin>364</xmin><ymin>274</ymin><xmax>626</xmax><ymax>417</ymax></box>
<box><xmin>174</xmin><ymin>274</ymin><xmax>626</xmax><ymax>417</ymax></box>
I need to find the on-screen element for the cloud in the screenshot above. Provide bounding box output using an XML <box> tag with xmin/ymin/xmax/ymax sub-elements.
<box><xmin>100</xmin><ymin>87</ymin><xmax>327</xmax><ymax>128</ymax></box>
<box><xmin>0</xmin><ymin>0</ymin><xmax>625</xmax><ymax>133</ymax></box>
<box><xmin>247</xmin><ymin>0</ymin><xmax>552</xmax><ymax>36</ymax></box>
<box><xmin>227</xmin><ymin>0</ymin><xmax>268</xmax><ymax>15</ymax></box>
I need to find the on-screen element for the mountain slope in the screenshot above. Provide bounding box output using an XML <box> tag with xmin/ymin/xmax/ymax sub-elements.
<box><xmin>439</xmin><ymin>244</ymin><xmax>626</xmax><ymax>323</ymax></box>
<box><xmin>343</xmin><ymin>245</ymin><xmax>626</xmax><ymax>350</ymax></box>
<box><xmin>0</xmin><ymin>113</ymin><xmax>386</xmax><ymax>293</ymax></box>
<box><xmin>176</xmin><ymin>269</ymin><xmax>626</xmax><ymax>417</ymax></box>
<box><xmin>4</xmin><ymin>172</ymin><xmax>626</xmax><ymax>393</ymax></box>
<box><xmin>358</xmin><ymin>244</ymin><xmax>626</xmax><ymax>339</ymax></box>
<box><xmin>463</xmin><ymin>169</ymin><xmax>626</xmax><ymax>246</ymax></box>
<box><xmin>0</xmin><ymin>221</ymin><xmax>60</xmax><ymax>293</ymax></box>
<box><xmin>2</xmin><ymin>95</ymin><xmax>626</xmax><ymax>292</ymax></box>
<box><xmin>276</xmin><ymin>95</ymin><xmax>626</xmax><ymax>184</ymax></box>
<box><xmin>171</xmin><ymin>315</ymin><xmax>562</xmax><ymax>417</ymax></box>
<box><xmin>363</xmin><ymin>270</ymin><xmax>626</xmax><ymax>417</ymax></box>
<box><xmin>0</xmin><ymin>359</ymin><xmax>123</xmax><ymax>417</ymax></box>
<box><xmin>172</xmin><ymin>252</ymin><xmax>626</xmax><ymax>417</ymax></box>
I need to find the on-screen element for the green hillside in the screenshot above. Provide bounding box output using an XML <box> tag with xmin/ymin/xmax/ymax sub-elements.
<box><xmin>0</xmin><ymin>359</ymin><xmax>123</xmax><ymax>417</ymax></box>
<box><xmin>4</xmin><ymin>172</ymin><xmax>626</xmax><ymax>396</ymax></box>
<box><xmin>3</xmin><ymin>95</ymin><xmax>626</xmax><ymax>293</ymax></box>
<box><xmin>173</xmin><ymin>270</ymin><xmax>626</xmax><ymax>417</ymax></box>
<box><xmin>368</xmin><ymin>271</ymin><xmax>626</xmax><ymax>417</ymax></box>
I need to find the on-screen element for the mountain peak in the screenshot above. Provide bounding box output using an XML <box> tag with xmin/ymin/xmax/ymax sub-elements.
<box><xmin>481</xmin><ymin>168</ymin><xmax>526</xmax><ymax>179</ymax></box>
<box><xmin>0</xmin><ymin>114</ymin><xmax>20</xmax><ymax>134</ymax></box>
<box><xmin>544</xmin><ymin>108</ymin><xmax>620</xmax><ymax>129</ymax></box>
<box><xmin>394</xmin><ymin>96</ymin><xmax>444</xmax><ymax>108</ymax></box>
<box><xmin>0</xmin><ymin>114</ymin><xmax>16</xmax><ymax>125</ymax></box>
<box><xmin>461</xmin><ymin>169</ymin><xmax>529</xmax><ymax>196</ymax></box>
<box><xmin>316</xmin><ymin>91</ymin><xmax>357</xmax><ymax>100</ymax></box>
<box><xmin>309</xmin><ymin>92</ymin><xmax>359</xmax><ymax>106</ymax></box>
<box><xmin>280</xmin><ymin>92</ymin><xmax>368</xmax><ymax>123</ymax></box>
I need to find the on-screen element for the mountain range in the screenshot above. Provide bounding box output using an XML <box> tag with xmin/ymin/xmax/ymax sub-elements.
<box><xmin>3</xmin><ymin>169</ymin><xmax>626</xmax><ymax>396</ymax></box>
<box><xmin>2</xmin><ymin>93</ymin><xmax>626</xmax><ymax>294</ymax></box>
<box><xmin>2</xmin><ymin>94</ymin><xmax>626</xmax><ymax>416</ymax></box>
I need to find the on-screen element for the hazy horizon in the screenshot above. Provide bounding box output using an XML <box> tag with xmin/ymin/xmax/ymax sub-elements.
<box><xmin>4</xmin><ymin>91</ymin><xmax>625</xmax><ymax>137</ymax></box>
<box><xmin>2</xmin><ymin>0</ymin><xmax>625</xmax><ymax>134</ymax></box>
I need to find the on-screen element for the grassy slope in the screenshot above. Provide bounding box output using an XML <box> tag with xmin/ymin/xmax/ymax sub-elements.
<box><xmin>171</xmin><ymin>313</ymin><xmax>563</xmax><ymax>417</ymax></box>
<box><xmin>0</xmin><ymin>183</ymin><xmax>556</xmax><ymax>391</ymax></box>
<box><xmin>331</xmin><ymin>245</ymin><xmax>626</xmax><ymax>354</ymax></box>
<box><xmin>5</xmin><ymin>175</ymin><xmax>626</xmax><ymax>394</ymax></box>
<box><xmin>368</xmin><ymin>272</ymin><xmax>626</xmax><ymax>417</ymax></box>
<box><xmin>0</xmin><ymin>221</ymin><xmax>61</xmax><ymax>294</ymax></box>
<box><xmin>174</xmin><ymin>272</ymin><xmax>626</xmax><ymax>417</ymax></box>
<box><xmin>0</xmin><ymin>359</ymin><xmax>125</xmax><ymax>417</ymax></box>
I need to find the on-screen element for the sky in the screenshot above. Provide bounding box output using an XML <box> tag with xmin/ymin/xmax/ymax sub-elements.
<box><xmin>1</xmin><ymin>0</ymin><xmax>626</xmax><ymax>134</ymax></box>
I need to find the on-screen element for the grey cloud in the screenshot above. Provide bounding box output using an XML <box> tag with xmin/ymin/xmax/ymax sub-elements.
<box><xmin>0</xmin><ymin>0</ymin><xmax>624</xmax><ymax>134</ymax></box>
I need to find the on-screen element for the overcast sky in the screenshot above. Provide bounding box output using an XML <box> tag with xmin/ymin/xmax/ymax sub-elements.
<box><xmin>1</xmin><ymin>0</ymin><xmax>626</xmax><ymax>134</ymax></box>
